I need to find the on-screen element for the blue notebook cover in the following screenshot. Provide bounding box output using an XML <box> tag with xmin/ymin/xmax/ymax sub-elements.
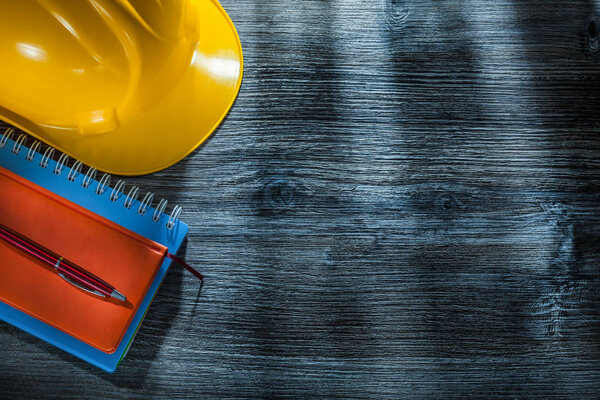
<box><xmin>0</xmin><ymin>133</ymin><xmax>188</xmax><ymax>373</ymax></box>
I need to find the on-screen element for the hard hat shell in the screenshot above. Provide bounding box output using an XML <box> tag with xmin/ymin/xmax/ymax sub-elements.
<box><xmin>0</xmin><ymin>0</ymin><xmax>243</xmax><ymax>175</ymax></box>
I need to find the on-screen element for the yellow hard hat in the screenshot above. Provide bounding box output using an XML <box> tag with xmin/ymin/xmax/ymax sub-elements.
<box><xmin>0</xmin><ymin>0</ymin><xmax>243</xmax><ymax>175</ymax></box>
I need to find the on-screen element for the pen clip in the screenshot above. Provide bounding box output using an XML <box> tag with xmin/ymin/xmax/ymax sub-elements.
<box><xmin>58</xmin><ymin>272</ymin><xmax>106</xmax><ymax>298</ymax></box>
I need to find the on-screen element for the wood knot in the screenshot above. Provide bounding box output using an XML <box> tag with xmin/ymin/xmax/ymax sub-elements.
<box><xmin>408</xmin><ymin>188</ymin><xmax>465</xmax><ymax>219</ymax></box>
<box><xmin>258</xmin><ymin>178</ymin><xmax>303</xmax><ymax>215</ymax></box>
<box><xmin>585</xmin><ymin>17</ymin><xmax>600</xmax><ymax>54</ymax></box>
<box><xmin>433</xmin><ymin>192</ymin><xmax>464</xmax><ymax>216</ymax></box>
<box><xmin>434</xmin><ymin>193</ymin><xmax>463</xmax><ymax>216</ymax></box>
<box><xmin>383</xmin><ymin>0</ymin><xmax>410</xmax><ymax>31</ymax></box>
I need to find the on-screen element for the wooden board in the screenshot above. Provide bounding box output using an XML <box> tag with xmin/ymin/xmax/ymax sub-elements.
<box><xmin>2</xmin><ymin>0</ymin><xmax>600</xmax><ymax>398</ymax></box>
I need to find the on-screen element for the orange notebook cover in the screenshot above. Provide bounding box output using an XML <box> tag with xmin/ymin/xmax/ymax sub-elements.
<box><xmin>0</xmin><ymin>166</ymin><xmax>167</xmax><ymax>353</ymax></box>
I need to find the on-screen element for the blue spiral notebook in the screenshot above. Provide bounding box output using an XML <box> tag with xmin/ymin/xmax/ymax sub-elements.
<box><xmin>0</xmin><ymin>129</ymin><xmax>188</xmax><ymax>373</ymax></box>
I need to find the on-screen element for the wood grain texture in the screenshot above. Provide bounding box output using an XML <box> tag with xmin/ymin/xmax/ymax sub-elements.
<box><xmin>2</xmin><ymin>0</ymin><xmax>600</xmax><ymax>398</ymax></box>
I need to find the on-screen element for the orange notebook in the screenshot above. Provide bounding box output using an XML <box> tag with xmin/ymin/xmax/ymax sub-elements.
<box><xmin>0</xmin><ymin>166</ymin><xmax>167</xmax><ymax>353</ymax></box>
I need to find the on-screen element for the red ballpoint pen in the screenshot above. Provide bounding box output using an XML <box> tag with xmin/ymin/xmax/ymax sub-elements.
<box><xmin>0</xmin><ymin>223</ymin><xmax>126</xmax><ymax>302</ymax></box>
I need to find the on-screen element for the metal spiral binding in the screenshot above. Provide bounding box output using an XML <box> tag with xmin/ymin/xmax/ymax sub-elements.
<box><xmin>67</xmin><ymin>160</ymin><xmax>83</xmax><ymax>182</ymax></box>
<box><xmin>109</xmin><ymin>180</ymin><xmax>126</xmax><ymax>202</ymax></box>
<box><xmin>81</xmin><ymin>167</ymin><xmax>97</xmax><ymax>189</ymax></box>
<box><xmin>0</xmin><ymin>128</ymin><xmax>182</xmax><ymax>229</ymax></box>
<box><xmin>138</xmin><ymin>192</ymin><xmax>154</xmax><ymax>215</ymax></box>
<box><xmin>0</xmin><ymin>128</ymin><xmax>13</xmax><ymax>147</ymax></box>
<box><xmin>124</xmin><ymin>186</ymin><xmax>139</xmax><ymax>209</ymax></box>
<box><xmin>54</xmin><ymin>153</ymin><xmax>69</xmax><ymax>175</ymax></box>
<box><xmin>96</xmin><ymin>173</ymin><xmax>111</xmax><ymax>195</ymax></box>
<box><xmin>167</xmin><ymin>205</ymin><xmax>182</xmax><ymax>229</ymax></box>
<box><xmin>39</xmin><ymin>147</ymin><xmax>55</xmax><ymax>168</ymax></box>
<box><xmin>26</xmin><ymin>141</ymin><xmax>41</xmax><ymax>161</ymax></box>
<box><xmin>12</xmin><ymin>134</ymin><xmax>27</xmax><ymax>155</ymax></box>
<box><xmin>153</xmin><ymin>199</ymin><xmax>168</xmax><ymax>222</ymax></box>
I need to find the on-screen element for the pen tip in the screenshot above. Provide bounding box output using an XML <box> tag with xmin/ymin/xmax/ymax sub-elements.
<box><xmin>111</xmin><ymin>289</ymin><xmax>126</xmax><ymax>302</ymax></box>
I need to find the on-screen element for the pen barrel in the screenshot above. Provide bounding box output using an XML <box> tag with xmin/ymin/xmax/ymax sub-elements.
<box><xmin>0</xmin><ymin>223</ymin><xmax>114</xmax><ymax>297</ymax></box>
<box><xmin>56</xmin><ymin>258</ymin><xmax>114</xmax><ymax>296</ymax></box>
<box><xmin>0</xmin><ymin>224</ymin><xmax>59</xmax><ymax>268</ymax></box>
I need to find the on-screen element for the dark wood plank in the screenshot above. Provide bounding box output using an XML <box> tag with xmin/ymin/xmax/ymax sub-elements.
<box><xmin>2</xmin><ymin>0</ymin><xmax>600</xmax><ymax>398</ymax></box>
